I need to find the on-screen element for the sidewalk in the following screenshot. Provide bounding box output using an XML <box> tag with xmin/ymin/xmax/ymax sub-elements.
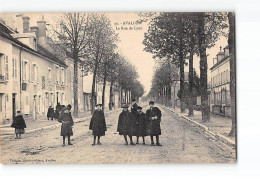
<box><xmin>164</xmin><ymin>106</ymin><xmax>235</xmax><ymax>148</ymax></box>
<box><xmin>0</xmin><ymin>109</ymin><xmax>119</xmax><ymax>136</ymax></box>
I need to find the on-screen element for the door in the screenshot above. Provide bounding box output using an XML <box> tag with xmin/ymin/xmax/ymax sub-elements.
<box><xmin>12</xmin><ymin>93</ymin><xmax>16</xmax><ymax>120</ymax></box>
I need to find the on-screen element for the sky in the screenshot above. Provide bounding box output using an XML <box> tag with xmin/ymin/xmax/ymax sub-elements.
<box><xmin>0</xmin><ymin>12</ymin><xmax>228</xmax><ymax>95</ymax></box>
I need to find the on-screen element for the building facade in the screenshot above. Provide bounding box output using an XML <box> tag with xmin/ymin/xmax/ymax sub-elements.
<box><xmin>209</xmin><ymin>46</ymin><xmax>231</xmax><ymax>117</ymax></box>
<box><xmin>0</xmin><ymin>14</ymin><xmax>84</xmax><ymax>124</ymax></box>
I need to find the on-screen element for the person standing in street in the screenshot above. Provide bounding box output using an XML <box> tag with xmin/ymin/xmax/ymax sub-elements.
<box><xmin>11</xmin><ymin>111</ymin><xmax>27</xmax><ymax>139</ymax></box>
<box><xmin>89</xmin><ymin>104</ymin><xmax>107</xmax><ymax>145</ymax></box>
<box><xmin>135</xmin><ymin>106</ymin><xmax>148</xmax><ymax>145</ymax></box>
<box><xmin>146</xmin><ymin>101</ymin><xmax>162</xmax><ymax>146</ymax></box>
<box><xmin>58</xmin><ymin>104</ymin><xmax>74</xmax><ymax>146</ymax></box>
<box><xmin>47</xmin><ymin>105</ymin><xmax>54</xmax><ymax>120</ymax></box>
<box><xmin>117</xmin><ymin>104</ymin><xmax>135</xmax><ymax>145</ymax></box>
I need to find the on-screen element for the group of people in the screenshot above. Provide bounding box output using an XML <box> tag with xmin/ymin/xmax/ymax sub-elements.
<box><xmin>47</xmin><ymin>103</ymin><xmax>66</xmax><ymax>121</ymax></box>
<box><xmin>117</xmin><ymin>100</ymin><xmax>162</xmax><ymax>146</ymax></box>
<box><xmin>89</xmin><ymin>99</ymin><xmax>162</xmax><ymax>146</ymax></box>
<box><xmin>10</xmin><ymin>99</ymin><xmax>162</xmax><ymax>147</ymax></box>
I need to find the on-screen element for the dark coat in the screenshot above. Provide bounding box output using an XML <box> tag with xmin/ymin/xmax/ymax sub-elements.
<box><xmin>146</xmin><ymin>107</ymin><xmax>162</xmax><ymax>136</ymax></box>
<box><xmin>47</xmin><ymin>107</ymin><xmax>54</xmax><ymax>118</ymax></box>
<box><xmin>11</xmin><ymin>115</ymin><xmax>27</xmax><ymax>129</ymax></box>
<box><xmin>59</xmin><ymin>111</ymin><xmax>74</xmax><ymax>136</ymax></box>
<box><xmin>131</xmin><ymin>103</ymin><xmax>138</xmax><ymax>115</ymax></box>
<box><xmin>134</xmin><ymin>111</ymin><xmax>148</xmax><ymax>136</ymax></box>
<box><xmin>117</xmin><ymin>110</ymin><xmax>134</xmax><ymax>135</ymax></box>
<box><xmin>89</xmin><ymin>110</ymin><xmax>107</xmax><ymax>136</ymax></box>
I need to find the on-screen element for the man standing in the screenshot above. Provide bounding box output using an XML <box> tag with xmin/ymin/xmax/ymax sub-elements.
<box><xmin>117</xmin><ymin>104</ymin><xmax>135</xmax><ymax>145</ymax></box>
<box><xmin>146</xmin><ymin>101</ymin><xmax>162</xmax><ymax>146</ymax></box>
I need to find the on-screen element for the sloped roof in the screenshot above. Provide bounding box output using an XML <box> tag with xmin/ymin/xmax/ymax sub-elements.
<box><xmin>0</xmin><ymin>22</ymin><xmax>67</xmax><ymax>67</ymax></box>
<box><xmin>210</xmin><ymin>55</ymin><xmax>229</xmax><ymax>70</ymax></box>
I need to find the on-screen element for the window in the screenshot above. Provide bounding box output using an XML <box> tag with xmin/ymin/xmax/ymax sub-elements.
<box><xmin>23</xmin><ymin>61</ymin><xmax>29</xmax><ymax>82</ymax></box>
<box><xmin>5</xmin><ymin>55</ymin><xmax>9</xmax><ymax>81</ymax></box>
<box><xmin>61</xmin><ymin>68</ymin><xmax>65</xmax><ymax>85</ymax></box>
<box><xmin>36</xmin><ymin>66</ymin><xmax>39</xmax><ymax>83</ymax></box>
<box><xmin>42</xmin><ymin>76</ymin><xmax>46</xmax><ymax>89</ymax></box>
<box><xmin>32</xmin><ymin>64</ymin><xmax>36</xmax><ymax>82</ymax></box>
<box><xmin>12</xmin><ymin>58</ymin><xmax>17</xmax><ymax>78</ymax></box>
<box><xmin>56</xmin><ymin>66</ymin><xmax>59</xmax><ymax>84</ymax></box>
<box><xmin>48</xmin><ymin>68</ymin><xmax>52</xmax><ymax>84</ymax></box>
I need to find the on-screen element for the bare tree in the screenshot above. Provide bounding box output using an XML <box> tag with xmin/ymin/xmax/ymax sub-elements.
<box><xmin>53</xmin><ymin>13</ymin><xmax>91</xmax><ymax>117</ymax></box>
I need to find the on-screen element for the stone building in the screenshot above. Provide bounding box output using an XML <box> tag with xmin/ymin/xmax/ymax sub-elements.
<box><xmin>209</xmin><ymin>46</ymin><xmax>231</xmax><ymax>117</ymax></box>
<box><xmin>0</xmin><ymin>14</ymin><xmax>84</xmax><ymax>124</ymax></box>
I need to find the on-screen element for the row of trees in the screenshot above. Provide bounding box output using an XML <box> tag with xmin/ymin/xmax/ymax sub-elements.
<box><xmin>50</xmin><ymin>13</ymin><xmax>144</xmax><ymax>116</ymax></box>
<box><xmin>142</xmin><ymin>12</ymin><xmax>236</xmax><ymax>136</ymax></box>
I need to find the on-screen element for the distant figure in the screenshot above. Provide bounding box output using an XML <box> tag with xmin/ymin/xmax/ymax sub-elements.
<box><xmin>11</xmin><ymin>111</ymin><xmax>27</xmax><ymax>139</ymax></box>
<box><xmin>146</xmin><ymin>101</ymin><xmax>162</xmax><ymax>146</ymax></box>
<box><xmin>47</xmin><ymin>106</ymin><xmax>54</xmax><ymax>120</ymax></box>
<box><xmin>131</xmin><ymin>98</ymin><xmax>138</xmax><ymax>115</ymax></box>
<box><xmin>117</xmin><ymin>104</ymin><xmax>135</xmax><ymax>145</ymax></box>
<box><xmin>54</xmin><ymin>103</ymin><xmax>61</xmax><ymax>120</ymax></box>
<box><xmin>89</xmin><ymin>104</ymin><xmax>107</xmax><ymax>145</ymax></box>
<box><xmin>58</xmin><ymin>104</ymin><xmax>74</xmax><ymax>146</ymax></box>
<box><xmin>135</xmin><ymin>106</ymin><xmax>148</xmax><ymax>145</ymax></box>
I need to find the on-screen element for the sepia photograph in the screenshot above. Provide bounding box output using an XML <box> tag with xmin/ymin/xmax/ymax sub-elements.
<box><xmin>0</xmin><ymin>12</ymin><xmax>236</xmax><ymax>164</ymax></box>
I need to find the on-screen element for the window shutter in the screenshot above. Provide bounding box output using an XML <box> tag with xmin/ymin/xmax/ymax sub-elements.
<box><xmin>5</xmin><ymin>55</ymin><xmax>9</xmax><ymax>81</ymax></box>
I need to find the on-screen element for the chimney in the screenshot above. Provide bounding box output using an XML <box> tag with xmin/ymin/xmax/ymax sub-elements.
<box><xmin>15</xmin><ymin>14</ymin><xmax>23</xmax><ymax>33</ymax></box>
<box><xmin>219</xmin><ymin>46</ymin><xmax>222</xmax><ymax>52</ymax></box>
<box><xmin>37</xmin><ymin>18</ymin><xmax>47</xmax><ymax>47</ymax></box>
<box><xmin>30</xmin><ymin>26</ymin><xmax>39</xmax><ymax>39</ymax></box>
<box><xmin>22</xmin><ymin>16</ymin><xmax>30</xmax><ymax>33</ymax></box>
<box><xmin>37</xmin><ymin>19</ymin><xmax>46</xmax><ymax>39</ymax></box>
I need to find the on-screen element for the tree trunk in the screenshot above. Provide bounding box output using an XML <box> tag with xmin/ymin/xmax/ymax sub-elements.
<box><xmin>198</xmin><ymin>13</ymin><xmax>210</xmax><ymax>122</ymax></box>
<box><xmin>91</xmin><ymin>61</ymin><xmax>98</xmax><ymax>114</ymax></box>
<box><xmin>179</xmin><ymin>50</ymin><xmax>185</xmax><ymax>113</ymax></box>
<box><xmin>109</xmin><ymin>80</ymin><xmax>114</xmax><ymax>110</ymax></box>
<box><xmin>188</xmin><ymin>51</ymin><xmax>194</xmax><ymax>116</ymax></box>
<box><xmin>73</xmin><ymin>55</ymin><xmax>79</xmax><ymax>117</ymax></box>
<box><xmin>228</xmin><ymin>12</ymin><xmax>236</xmax><ymax>137</ymax></box>
<box><xmin>102</xmin><ymin>66</ymin><xmax>107</xmax><ymax>111</ymax></box>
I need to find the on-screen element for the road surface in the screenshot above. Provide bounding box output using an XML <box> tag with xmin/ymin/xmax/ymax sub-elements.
<box><xmin>0</xmin><ymin>106</ymin><xmax>236</xmax><ymax>164</ymax></box>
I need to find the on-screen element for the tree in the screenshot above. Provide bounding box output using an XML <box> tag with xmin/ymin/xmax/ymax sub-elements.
<box><xmin>143</xmin><ymin>12</ymin><xmax>190</xmax><ymax>112</ymax></box>
<box><xmin>228</xmin><ymin>12</ymin><xmax>236</xmax><ymax>137</ymax></box>
<box><xmin>53</xmin><ymin>13</ymin><xmax>92</xmax><ymax>117</ymax></box>
<box><xmin>82</xmin><ymin>13</ymin><xmax>118</xmax><ymax>113</ymax></box>
<box><xmin>197</xmin><ymin>12</ymin><xmax>228</xmax><ymax>122</ymax></box>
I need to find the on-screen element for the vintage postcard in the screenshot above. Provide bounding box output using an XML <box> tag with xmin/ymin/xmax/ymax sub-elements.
<box><xmin>0</xmin><ymin>12</ymin><xmax>236</xmax><ymax>164</ymax></box>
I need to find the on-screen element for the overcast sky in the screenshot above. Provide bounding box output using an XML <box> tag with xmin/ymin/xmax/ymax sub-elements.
<box><xmin>1</xmin><ymin>12</ymin><xmax>228</xmax><ymax>95</ymax></box>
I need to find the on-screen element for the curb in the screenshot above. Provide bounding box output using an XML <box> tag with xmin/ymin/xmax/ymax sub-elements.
<box><xmin>163</xmin><ymin>106</ymin><xmax>236</xmax><ymax>149</ymax></box>
<box><xmin>0</xmin><ymin>108</ymin><xmax>121</xmax><ymax>136</ymax></box>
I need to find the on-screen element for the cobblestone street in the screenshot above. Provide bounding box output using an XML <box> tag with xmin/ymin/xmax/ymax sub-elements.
<box><xmin>0</xmin><ymin>106</ymin><xmax>236</xmax><ymax>164</ymax></box>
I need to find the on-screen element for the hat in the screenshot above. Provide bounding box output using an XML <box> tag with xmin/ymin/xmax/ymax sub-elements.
<box><xmin>121</xmin><ymin>104</ymin><xmax>129</xmax><ymax>108</ymax></box>
<box><xmin>95</xmin><ymin>104</ymin><xmax>102</xmax><ymax>107</ymax></box>
<box><xmin>149</xmin><ymin>101</ymin><xmax>155</xmax><ymax>105</ymax></box>
<box><xmin>67</xmin><ymin>104</ymin><xmax>72</xmax><ymax>110</ymax></box>
<box><xmin>137</xmin><ymin>106</ymin><xmax>142</xmax><ymax>110</ymax></box>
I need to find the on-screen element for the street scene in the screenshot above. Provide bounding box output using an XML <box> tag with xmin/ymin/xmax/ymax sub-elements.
<box><xmin>0</xmin><ymin>12</ymin><xmax>236</xmax><ymax>164</ymax></box>
<box><xmin>0</xmin><ymin>104</ymin><xmax>235</xmax><ymax>164</ymax></box>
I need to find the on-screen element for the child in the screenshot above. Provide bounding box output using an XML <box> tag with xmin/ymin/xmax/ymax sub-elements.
<box><xmin>11</xmin><ymin>111</ymin><xmax>27</xmax><ymax>139</ymax></box>
<box><xmin>117</xmin><ymin>104</ymin><xmax>135</xmax><ymax>145</ymax></box>
<box><xmin>58</xmin><ymin>104</ymin><xmax>74</xmax><ymax>146</ymax></box>
<box><xmin>89</xmin><ymin>104</ymin><xmax>107</xmax><ymax>145</ymax></box>
<box><xmin>135</xmin><ymin>106</ymin><xmax>148</xmax><ymax>145</ymax></box>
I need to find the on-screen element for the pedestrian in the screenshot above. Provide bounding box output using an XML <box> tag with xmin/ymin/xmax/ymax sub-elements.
<box><xmin>146</xmin><ymin>101</ymin><xmax>162</xmax><ymax>146</ymax></box>
<box><xmin>131</xmin><ymin>98</ymin><xmax>138</xmax><ymax>115</ymax></box>
<box><xmin>54</xmin><ymin>103</ymin><xmax>61</xmax><ymax>120</ymax></box>
<box><xmin>135</xmin><ymin>106</ymin><xmax>147</xmax><ymax>145</ymax></box>
<box><xmin>117</xmin><ymin>104</ymin><xmax>135</xmax><ymax>145</ymax></box>
<box><xmin>131</xmin><ymin>98</ymin><xmax>138</xmax><ymax>140</ymax></box>
<box><xmin>11</xmin><ymin>111</ymin><xmax>27</xmax><ymax>139</ymax></box>
<box><xmin>89</xmin><ymin>104</ymin><xmax>107</xmax><ymax>145</ymax></box>
<box><xmin>58</xmin><ymin>104</ymin><xmax>74</xmax><ymax>146</ymax></box>
<box><xmin>47</xmin><ymin>105</ymin><xmax>54</xmax><ymax>120</ymax></box>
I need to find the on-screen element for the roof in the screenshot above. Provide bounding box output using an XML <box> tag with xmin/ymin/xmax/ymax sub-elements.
<box><xmin>0</xmin><ymin>22</ymin><xmax>67</xmax><ymax>67</ymax></box>
<box><xmin>210</xmin><ymin>55</ymin><xmax>229</xmax><ymax>70</ymax></box>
